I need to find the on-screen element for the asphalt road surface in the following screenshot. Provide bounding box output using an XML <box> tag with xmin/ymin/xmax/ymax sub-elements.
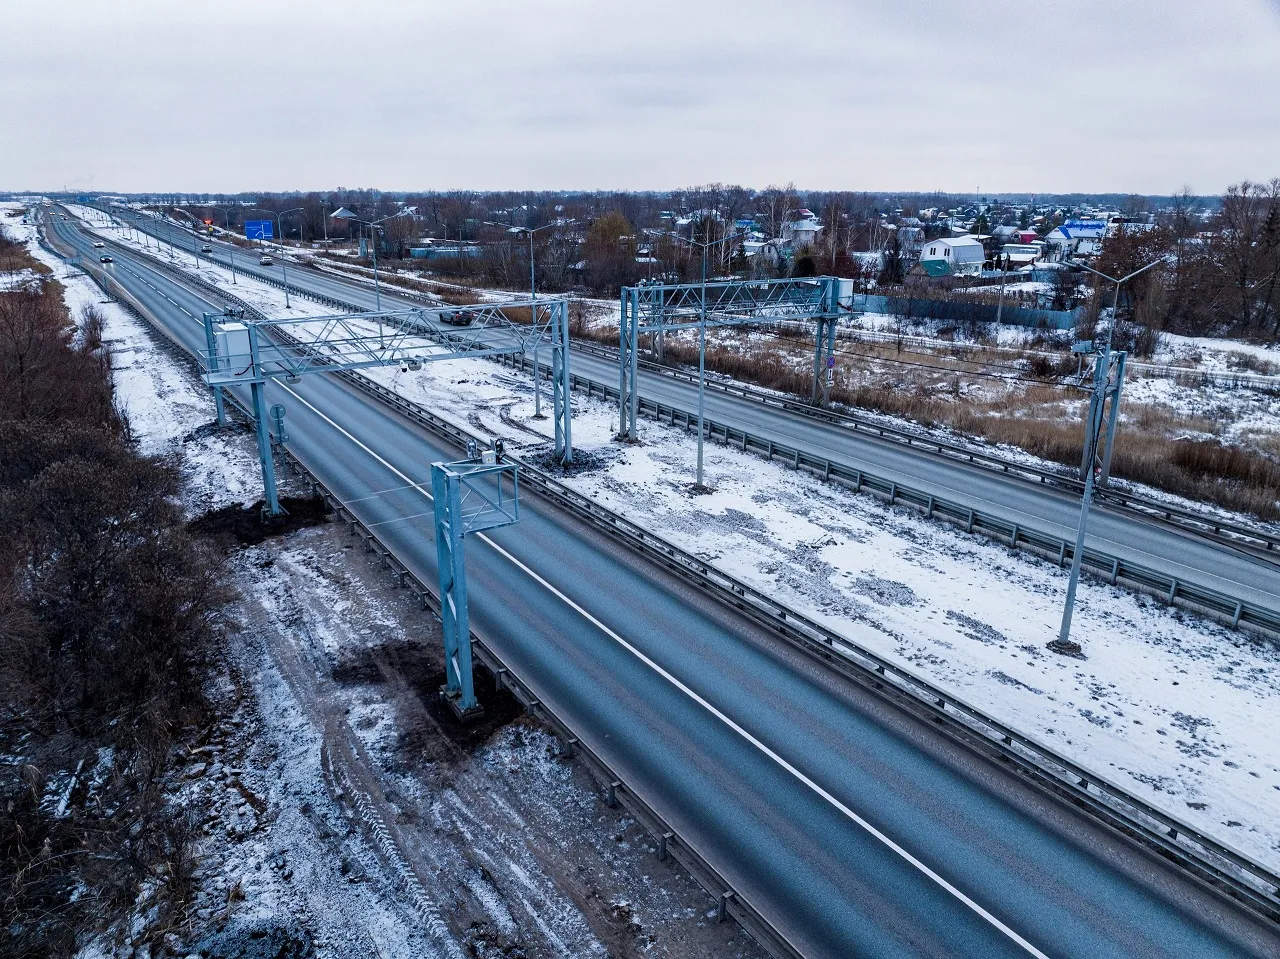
<box><xmin>122</xmin><ymin>211</ymin><xmax>1280</xmax><ymax>615</ymax></box>
<box><xmin>52</xmin><ymin>212</ymin><xmax>1280</xmax><ymax>958</ymax></box>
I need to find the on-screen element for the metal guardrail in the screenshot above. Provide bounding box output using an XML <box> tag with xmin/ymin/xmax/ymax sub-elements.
<box><xmin>568</xmin><ymin>339</ymin><xmax>1280</xmax><ymax>560</ymax></box>
<box><xmin>54</xmin><ymin>219</ymin><xmax>1280</xmax><ymax>931</ymax></box>
<box><xmin>125</xmin><ymin>211</ymin><xmax>1280</xmax><ymax>559</ymax></box>
<box><xmin>80</xmin><ymin>219</ymin><xmax>1280</xmax><ymax>638</ymax></box>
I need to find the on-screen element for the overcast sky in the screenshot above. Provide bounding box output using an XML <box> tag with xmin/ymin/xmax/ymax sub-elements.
<box><xmin>3</xmin><ymin>0</ymin><xmax>1278</xmax><ymax>195</ymax></box>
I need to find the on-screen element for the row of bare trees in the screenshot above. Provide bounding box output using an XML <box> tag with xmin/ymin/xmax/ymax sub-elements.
<box><xmin>1086</xmin><ymin>180</ymin><xmax>1280</xmax><ymax>340</ymax></box>
<box><xmin>1</xmin><ymin>231</ymin><xmax>229</xmax><ymax>955</ymax></box>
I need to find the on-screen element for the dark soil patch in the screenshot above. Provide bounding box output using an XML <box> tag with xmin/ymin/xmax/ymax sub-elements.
<box><xmin>187</xmin><ymin>496</ymin><xmax>330</xmax><ymax>546</ymax></box>
<box><xmin>183</xmin><ymin>419</ymin><xmax>249</xmax><ymax>443</ymax></box>
<box><xmin>422</xmin><ymin>664</ymin><xmax>525</xmax><ymax>750</ymax></box>
<box><xmin>526</xmin><ymin>445</ymin><xmax>618</xmax><ymax>476</ymax></box>
<box><xmin>191</xmin><ymin>921</ymin><xmax>314</xmax><ymax>958</ymax></box>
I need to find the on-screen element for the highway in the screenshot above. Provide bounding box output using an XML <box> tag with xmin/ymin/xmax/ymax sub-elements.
<box><xmin>116</xmin><ymin>211</ymin><xmax>1280</xmax><ymax>615</ymax></box>
<box><xmin>51</xmin><ymin>212</ymin><xmax>1280</xmax><ymax>958</ymax></box>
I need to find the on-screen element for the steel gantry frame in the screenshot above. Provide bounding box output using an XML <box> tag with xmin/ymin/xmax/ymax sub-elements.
<box><xmin>199</xmin><ymin>298</ymin><xmax>573</xmax><ymax>515</ymax></box>
<box><xmin>617</xmin><ymin>276</ymin><xmax>851</xmax><ymax>442</ymax></box>
<box><xmin>432</xmin><ymin>446</ymin><xmax>520</xmax><ymax>720</ymax></box>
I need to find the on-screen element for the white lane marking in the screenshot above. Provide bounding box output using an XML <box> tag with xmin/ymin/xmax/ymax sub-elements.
<box><xmin>277</xmin><ymin>380</ymin><xmax>1050</xmax><ymax>958</ymax></box>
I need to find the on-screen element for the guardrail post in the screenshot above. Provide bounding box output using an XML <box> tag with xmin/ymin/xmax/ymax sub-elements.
<box><xmin>658</xmin><ymin>831</ymin><xmax>672</xmax><ymax>861</ymax></box>
<box><xmin>717</xmin><ymin>891</ymin><xmax>734</xmax><ymax>922</ymax></box>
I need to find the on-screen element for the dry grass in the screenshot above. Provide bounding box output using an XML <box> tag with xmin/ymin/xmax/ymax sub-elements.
<box><xmin>609</xmin><ymin>324</ymin><xmax>1280</xmax><ymax>520</ymax></box>
<box><xmin>0</xmin><ymin>221</ymin><xmax>52</xmax><ymax>275</ymax></box>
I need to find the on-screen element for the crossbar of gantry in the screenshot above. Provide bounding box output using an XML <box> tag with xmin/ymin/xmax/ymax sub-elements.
<box><xmin>200</xmin><ymin>298</ymin><xmax>573</xmax><ymax>515</ymax></box>
<box><xmin>617</xmin><ymin>276</ymin><xmax>849</xmax><ymax>438</ymax></box>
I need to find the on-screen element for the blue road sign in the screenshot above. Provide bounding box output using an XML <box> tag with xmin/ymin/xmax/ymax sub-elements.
<box><xmin>245</xmin><ymin>219</ymin><xmax>273</xmax><ymax>240</ymax></box>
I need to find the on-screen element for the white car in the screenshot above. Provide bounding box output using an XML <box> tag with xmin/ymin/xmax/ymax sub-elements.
<box><xmin>93</xmin><ymin>241</ymin><xmax>105</xmax><ymax>248</ymax></box>
<box><xmin>260</xmin><ymin>255</ymin><xmax>274</xmax><ymax>265</ymax></box>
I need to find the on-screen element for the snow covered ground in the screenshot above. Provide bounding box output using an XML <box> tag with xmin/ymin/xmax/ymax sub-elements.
<box><xmin>34</xmin><ymin>207</ymin><xmax>763</xmax><ymax>958</ymax></box>
<box><xmin>363</xmin><ymin>350</ymin><xmax>1280</xmax><ymax>872</ymax></box>
<box><xmin>61</xmin><ymin>205</ymin><xmax>1280</xmax><ymax>874</ymax></box>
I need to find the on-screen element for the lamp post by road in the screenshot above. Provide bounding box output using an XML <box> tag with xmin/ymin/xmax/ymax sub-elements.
<box><xmin>331</xmin><ymin>208</ymin><xmax>412</xmax><ymax>345</ymax></box>
<box><xmin>330</xmin><ymin>207</ymin><xmax>409</xmax><ymax>312</ymax></box>
<box><xmin>248</xmin><ymin>207</ymin><xmax>304</xmax><ymax>308</ymax></box>
<box><xmin>1053</xmin><ymin>254</ymin><xmax>1167</xmax><ymax>654</ymax></box>
<box><xmin>219</xmin><ymin>207</ymin><xmax>238</xmax><ymax>284</ymax></box>
<box><xmin>172</xmin><ymin>208</ymin><xmax>203</xmax><ymax>266</ymax></box>
<box><xmin>485</xmin><ymin>218</ymin><xmax>576</xmax><ymax>416</ymax></box>
<box><xmin>664</xmin><ymin>225</ymin><xmax>747</xmax><ymax>489</ymax></box>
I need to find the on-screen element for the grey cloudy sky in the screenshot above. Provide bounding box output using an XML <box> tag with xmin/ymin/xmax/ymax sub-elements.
<box><xmin>3</xmin><ymin>0</ymin><xmax>1279</xmax><ymax>194</ymax></box>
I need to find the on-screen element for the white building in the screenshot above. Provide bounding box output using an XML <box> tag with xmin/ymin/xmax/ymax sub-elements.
<box><xmin>999</xmin><ymin>243</ymin><xmax>1042</xmax><ymax>267</ymax></box>
<box><xmin>782</xmin><ymin>216</ymin><xmax>822</xmax><ymax>250</ymax></box>
<box><xmin>920</xmin><ymin>235</ymin><xmax>985</xmax><ymax>274</ymax></box>
<box><xmin>1044</xmin><ymin>219</ymin><xmax>1108</xmax><ymax>257</ymax></box>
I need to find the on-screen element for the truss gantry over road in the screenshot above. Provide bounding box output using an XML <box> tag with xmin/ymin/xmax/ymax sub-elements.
<box><xmin>200</xmin><ymin>298</ymin><xmax>574</xmax><ymax>514</ymax></box>
<box><xmin>617</xmin><ymin>276</ymin><xmax>855</xmax><ymax>440</ymax></box>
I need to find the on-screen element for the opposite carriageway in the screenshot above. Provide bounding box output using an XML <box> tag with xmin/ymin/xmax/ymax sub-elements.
<box><xmin>110</xmin><ymin>211</ymin><xmax>1280</xmax><ymax>628</ymax></box>
<box><xmin>47</xmin><ymin>211</ymin><xmax>1280</xmax><ymax>958</ymax></box>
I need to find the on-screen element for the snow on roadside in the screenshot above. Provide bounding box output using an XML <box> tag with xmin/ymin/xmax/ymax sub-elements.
<box><xmin>29</xmin><ymin>236</ymin><xmax>262</xmax><ymax>513</ymax></box>
<box><xmin>361</xmin><ymin>353</ymin><xmax>1280</xmax><ymax>873</ymax></box>
<box><xmin>63</xmin><ymin>205</ymin><xmax>1280</xmax><ymax>871</ymax></box>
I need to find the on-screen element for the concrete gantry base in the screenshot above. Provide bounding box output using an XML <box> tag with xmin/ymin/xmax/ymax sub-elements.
<box><xmin>439</xmin><ymin>687</ymin><xmax>486</xmax><ymax>725</ymax></box>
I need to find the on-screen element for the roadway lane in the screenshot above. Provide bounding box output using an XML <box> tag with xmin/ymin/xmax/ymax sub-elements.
<box><xmin>118</xmin><ymin>211</ymin><xmax>1280</xmax><ymax>613</ymax></box>
<box><xmin>52</xmin><ymin>213</ymin><xmax>1280</xmax><ymax>958</ymax></box>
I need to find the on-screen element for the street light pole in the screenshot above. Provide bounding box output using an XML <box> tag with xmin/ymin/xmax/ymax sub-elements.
<box><xmin>1054</xmin><ymin>254</ymin><xmax>1167</xmax><ymax>654</ymax></box>
<box><xmin>331</xmin><ymin>208</ymin><xmax>413</xmax><ymax>347</ymax></box>
<box><xmin>173</xmin><ymin>208</ymin><xmax>201</xmax><ymax>266</ymax></box>
<box><xmin>221</xmin><ymin>207</ymin><xmax>237</xmax><ymax>284</ymax></box>
<box><xmin>485</xmin><ymin>219</ymin><xmax>575</xmax><ymax>417</ymax></box>
<box><xmin>664</xmin><ymin>226</ymin><xmax>746</xmax><ymax>489</ymax></box>
<box><xmin>250</xmin><ymin>207</ymin><xmax>304</xmax><ymax>308</ymax></box>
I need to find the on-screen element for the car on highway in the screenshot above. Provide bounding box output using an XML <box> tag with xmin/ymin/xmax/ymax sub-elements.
<box><xmin>201</xmin><ymin>245</ymin><xmax>213</xmax><ymax>253</ymax></box>
<box><xmin>93</xmin><ymin>241</ymin><xmax>105</xmax><ymax>248</ymax></box>
<box><xmin>439</xmin><ymin>309</ymin><xmax>475</xmax><ymax>326</ymax></box>
<box><xmin>259</xmin><ymin>254</ymin><xmax>274</xmax><ymax>265</ymax></box>
<box><xmin>99</xmin><ymin>254</ymin><xmax>113</xmax><ymax>263</ymax></box>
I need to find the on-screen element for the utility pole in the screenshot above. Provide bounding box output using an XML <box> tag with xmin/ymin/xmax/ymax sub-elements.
<box><xmin>249</xmin><ymin>207</ymin><xmax>304</xmax><ymax>308</ymax></box>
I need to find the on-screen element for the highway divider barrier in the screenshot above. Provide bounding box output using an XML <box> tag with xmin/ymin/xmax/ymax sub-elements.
<box><xmin>54</xmin><ymin>210</ymin><xmax>1280</xmax><ymax>928</ymax></box>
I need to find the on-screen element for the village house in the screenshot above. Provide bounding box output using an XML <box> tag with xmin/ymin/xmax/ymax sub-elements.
<box><xmin>920</xmin><ymin>235</ymin><xmax>985</xmax><ymax>274</ymax></box>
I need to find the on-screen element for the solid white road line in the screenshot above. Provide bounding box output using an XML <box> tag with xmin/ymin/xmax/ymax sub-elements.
<box><xmin>277</xmin><ymin>380</ymin><xmax>1050</xmax><ymax>958</ymax></box>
